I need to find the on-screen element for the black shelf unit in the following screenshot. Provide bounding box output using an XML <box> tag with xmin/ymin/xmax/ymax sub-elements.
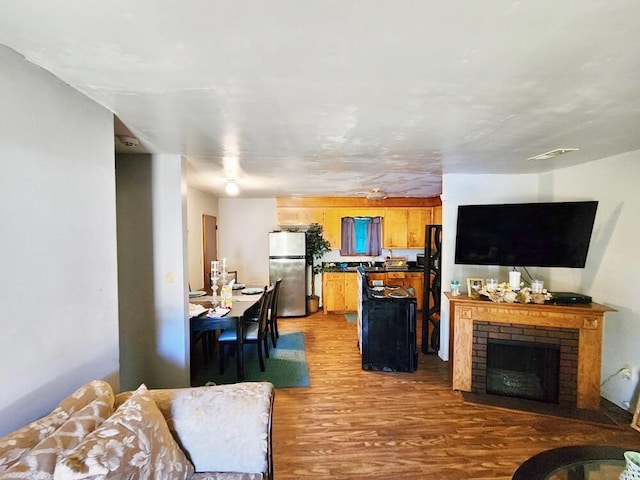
<box><xmin>422</xmin><ymin>224</ymin><xmax>442</xmax><ymax>354</ymax></box>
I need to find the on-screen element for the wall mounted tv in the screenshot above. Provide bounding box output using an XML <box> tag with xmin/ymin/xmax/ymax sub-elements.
<box><xmin>454</xmin><ymin>201</ymin><xmax>598</xmax><ymax>268</ymax></box>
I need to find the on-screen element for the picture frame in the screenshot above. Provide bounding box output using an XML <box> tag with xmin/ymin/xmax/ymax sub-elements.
<box><xmin>466</xmin><ymin>278</ymin><xmax>485</xmax><ymax>299</ymax></box>
<box><xmin>632</xmin><ymin>396</ymin><xmax>640</xmax><ymax>433</ymax></box>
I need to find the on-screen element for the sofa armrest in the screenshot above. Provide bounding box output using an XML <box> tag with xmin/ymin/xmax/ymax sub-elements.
<box><xmin>116</xmin><ymin>382</ymin><xmax>274</xmax><ymax>479</ymax></box>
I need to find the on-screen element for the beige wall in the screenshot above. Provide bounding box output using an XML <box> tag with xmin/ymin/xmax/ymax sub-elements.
<box><xmin>217</xmin><ymin>198</ymin><xmax>278</xmax><ymax>286</ymax></box>
<box><xmin>116</xmin><ymin>154</ymin><xmax>190</xmax><ymax>392</ymax></box>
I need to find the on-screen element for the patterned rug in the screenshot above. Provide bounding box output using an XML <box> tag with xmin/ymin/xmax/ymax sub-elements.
<box><xmin>345</xmin><ymin>313</ymin><xmax>357</xmax><ymax>323</ymax></box>
<box><xmin>197</xmin><ymin>331</ymin><xmax>310</xmax><ymax>388</ymax></box>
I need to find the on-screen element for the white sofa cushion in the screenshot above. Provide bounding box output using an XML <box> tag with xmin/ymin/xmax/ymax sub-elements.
<box><xmin>146</xmin><ymin>383</ymin><xmax>274</xmax><ymax>474</ymax></box>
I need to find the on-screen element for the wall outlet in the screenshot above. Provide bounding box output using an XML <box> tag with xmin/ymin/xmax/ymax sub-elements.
<box><xmin>166</xmin><ymin>271</ymin><xmax>175</xmax><ymax>284</ymax></box>
<box><xmin>621</xmin><ymin>365</ymin><xmax>633</xmax><ymax>379</ymax></box>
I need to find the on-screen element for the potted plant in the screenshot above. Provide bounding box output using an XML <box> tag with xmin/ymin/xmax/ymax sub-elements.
<box><xmin>305</xmin><ymin>223</ymin><xmax>331</xmax><ymax>313</ymax></box>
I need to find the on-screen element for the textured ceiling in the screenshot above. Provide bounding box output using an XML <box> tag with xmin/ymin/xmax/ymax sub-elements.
<box><xmin>1</xmin><ymin>1</ymin><xmax>639</xmax><ymax>198</ymax></box>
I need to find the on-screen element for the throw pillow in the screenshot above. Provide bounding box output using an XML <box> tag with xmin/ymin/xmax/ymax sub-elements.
<box><xmin>54</xmin><ymin>384</ymin><xmax>194</xmax><ymax>480</ymax></box>
<box><xmin>55</xmin><ymin>381</ymin><xmax>114</xmax><ymax>418</ymax></box>
<box><xmin>0</xmin><ymin>380</ymin><xmax>113</xmax><ymax>473</ymax></box>
<box><xmin>149</xmin><ymin>382</ymin><xmax>274</xmax><ymax>474</ymax></box>
<box><xmin>0</xmin><ymin>392</ymin><xmax>114</xmax><ymax>479</ymax></box>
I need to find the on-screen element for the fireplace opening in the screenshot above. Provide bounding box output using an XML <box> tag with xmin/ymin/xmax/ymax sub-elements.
<box><xmin>486</xmin><ymin>339</ymin><xmax>560</xmax><ymax>404</ymax></box>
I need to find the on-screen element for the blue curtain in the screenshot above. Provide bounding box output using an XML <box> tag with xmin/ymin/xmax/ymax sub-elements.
<box><xmin>354</xmin><ymin>217</ymin><xmax>370</xmax><ymax>253</ymax></box>
<box><xmin>340</xmin><ymin>216</ymin><xmax>382</xmax><ymax>256</ymax></box>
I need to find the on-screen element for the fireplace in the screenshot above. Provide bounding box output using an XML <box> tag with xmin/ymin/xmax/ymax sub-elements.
<box><xmin>486</xmin><ymin>339</ymin><xmax>560</xmax><ymax>403</ymax></box>
<box><xmin>471</xmin><ymin>322</ymin><xmax>578</xmax><ymax>406</ymax></box>
<box><xmin>449</xmin><ymin>295</ymin><xmax>615</xmax><ymax>411</ymax></box>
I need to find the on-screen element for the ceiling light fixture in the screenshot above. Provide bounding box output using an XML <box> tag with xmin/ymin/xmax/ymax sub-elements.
<box><xmin>116</xmin><ymin>135</ymin><xmax>140</xmax><ymax>148</ymax></box>
<box><xmin>527</xmin><ymin>148</ymin><xmax>579</xmax><ymax>161</ymax></box>
<box><xmin>225</xmin><ymin>180</ymin><xmax>239</xmax><ymax>196</ymax></box>
<box><xmin>366</xmin><ymin>188</ymin><xmax>388</xmax><ymax>200</ymax></box>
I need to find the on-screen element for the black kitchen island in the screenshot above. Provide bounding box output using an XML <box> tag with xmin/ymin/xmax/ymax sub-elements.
<box><xmin>356</xmin><ymin>267</ymin><xmax>417</xmax><ymax>372</ymax></box>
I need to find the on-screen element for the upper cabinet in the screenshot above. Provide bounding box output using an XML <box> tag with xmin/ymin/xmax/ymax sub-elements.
<box><xmin>407</xmin><ymin>208</ymin><xmax>433</xmax><ymax>248</ymax></box>
<box><xmin>323</xmin><ymin>208</ymin><xmax>342</xmax><ymax>249</ymax></box>
<box><xmin>277</xmin><ymin>207</ymin><xmax>324</xmax><ymax>227</ymax></box>
<box><xmin>276</xmin><ymin>197</ymin><xmax>442</xmax><ymax>250</ymax></box>
<box><xmin>383</xmin><ymin>208</ymin><xmax>409</xmax><ymax>248</ymax></box>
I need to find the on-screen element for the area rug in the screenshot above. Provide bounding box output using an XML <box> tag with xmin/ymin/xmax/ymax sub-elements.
<box><xmin>345</xmin><ymin>313</ymin><xmax>357</xmax><ymax>323</ymax></box>
<box><xmin>202</xmin><ymin>331</ymin><xmax>310</xmax><ymax>388</ymax></box>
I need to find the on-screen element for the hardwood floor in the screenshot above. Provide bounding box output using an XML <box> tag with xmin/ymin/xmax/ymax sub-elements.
<box><xmin>271</xmin><ymin>311</ymin><xmax>640</xmax><ymax>479</ymax></box>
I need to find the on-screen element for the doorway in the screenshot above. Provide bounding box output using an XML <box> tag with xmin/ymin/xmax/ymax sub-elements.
<box><xmin>202</xmin><ymin>214</ymin><xmax>217</xmax><ymax>289</ymax></box>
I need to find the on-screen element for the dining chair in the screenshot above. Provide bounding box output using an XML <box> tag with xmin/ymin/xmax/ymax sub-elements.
<box><xmin>218</xmin><ymin>285</ymin><xmax>273</xmax><ymax>374</ymax></box>
<box><xmin>268</xmin><ymin>278</ymin><xmax>282</xmax><ymax>348</ymax></box>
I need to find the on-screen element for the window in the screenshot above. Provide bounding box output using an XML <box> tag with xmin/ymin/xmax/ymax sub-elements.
<box><xmin>340</xmin><ymin>216</ymin><xmax>382</xmax><ymax>256</ymax></box>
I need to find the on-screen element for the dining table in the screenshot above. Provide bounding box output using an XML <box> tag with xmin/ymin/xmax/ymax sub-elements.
<box><xmin>189</xmin><ymin>287</ymin><xmax>264</xmax><ymax>382</ymax></box>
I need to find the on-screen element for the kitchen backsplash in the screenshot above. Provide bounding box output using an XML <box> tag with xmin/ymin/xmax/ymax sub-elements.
<box><xmin>322</xmin><ymin>248</ymin><xmax>423</xmax><ymax>265</ymax></box>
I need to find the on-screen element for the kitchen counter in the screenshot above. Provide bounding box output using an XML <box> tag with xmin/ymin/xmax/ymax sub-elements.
<box><xmin>368</xmin><ymin>285</ymin><xmax>415</xmax><ymax>299</ymax></box>
<box><xmin>323</xmin><ymin>265</ymin><xmax>426</xmax><ymax>312</ymax></box>
<box><xmin>323</xmin><ymin>263</ymin><xmax>423</xmax><ymax>273</ymax></box>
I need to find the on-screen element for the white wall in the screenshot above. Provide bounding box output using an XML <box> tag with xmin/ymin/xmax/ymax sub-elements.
<box><xmin>217</xmin><ymin>198</ymin><xmax>278</xmax><ymax>286</ymax></box>
<box><xmin>152</xmin><ymin>155</ymin><xmax>190</xmax><ymax>388</ymax></box>
<box><xmin>186</xmin><ymin>187</ymin><xmax>218</xmax><ymax>290</ymax></box>
<box><xmin>441</xmin><ymin>159</ymin><xmax>640</xmax><ymax>412</ymax></box>
<box><xmin>0</xmin><ymin>46</ymin><xmax>119</xmax><ymax>435</ymax></box>
<box><xmin>116</xmin><ymin>154</ymin><xmax>190</xmax><ymax>391</ymax></box>
<box><xmin>439</xmin><ymin>173</ymin><xmax>540</xmax><ymax>361</ymax></box>
<box><xmin>543</xmin><ymin>153</ymin><xmax>640</xmax><ymax>412</ymax></box>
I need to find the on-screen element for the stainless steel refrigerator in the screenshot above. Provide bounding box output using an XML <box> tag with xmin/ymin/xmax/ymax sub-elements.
<box><xmin>269</xmin><ymin>231</ymin><xmax>307</xmax><ymax>317</ymax></box>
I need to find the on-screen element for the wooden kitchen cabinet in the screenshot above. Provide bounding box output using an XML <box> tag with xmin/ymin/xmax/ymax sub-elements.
<box><xmin>325</xmin><ymin>270</ymin><xmax>425</xmax><ymax>312</ymax></box>
<box><xmin>323</xmin><ymin>272</ymin><xmax>359</xmax><ymax>313</ymax></box>
<box><xmin>384</xmin><ymin>207</ymin><xmax>437</xmax><ymax>249</ymax></box>
<box><xmin>323</xmin><ymin>209</ymin><xmax>343</xmax><ymax>249</ymax></box>
<box><xmin>383</xmin><ymin>209</ymin><xmax>409</xmax><ymax>248</ymax></box>
<box><xmin>385</xmin><ymin>270</ymin><xmax>407</xmax><ymax>286</ymax></box>
<box><xmin>277</xmin><ymin>207</ymin><xmax>325</xmax><ymax>227</ymax></box>
<box><xmin>275</xmin><ymin>197</ymin><xmax>442</xmax><ymax>251</ymax></box>
<box><xmin>344</xmin><ymin>273</ymin><xmax>358</xmax><ymax>311</ymax></box>
<box><xmin>432</xmin><ymin>205</ymin><xmax>442</xmax><ymax>224</ymax></box>
<box><xmin>323</xmin><ymin>272</ymin><xmax>346</xmax><ymax>313</ymax></box>
<box><xmin>405</xmin><ymin>272</ymin><xmax>424</xmax><ymax>311</ymax></box>
<box><xmin>406</xmin><ymin>208</ymin><xmax>433</xmax><ymax>248</ymax></box>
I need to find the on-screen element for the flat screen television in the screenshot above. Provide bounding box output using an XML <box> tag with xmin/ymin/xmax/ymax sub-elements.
<box><xmin>454</xmin><ymin>201</ymin><xmax>598</xmax><ymax>268</ymax></box>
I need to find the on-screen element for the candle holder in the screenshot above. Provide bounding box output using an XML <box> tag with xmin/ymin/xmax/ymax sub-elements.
<box><xmin>210</xmin><ymin>272</ymin><xmax>220</xmax><ymax>306</ymax></box>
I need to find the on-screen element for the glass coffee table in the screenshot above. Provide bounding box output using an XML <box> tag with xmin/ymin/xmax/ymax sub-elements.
<box><xmin>513</xmin><ymin>445</ymin><xmax>628</xmax><ymax>480</ymax></box>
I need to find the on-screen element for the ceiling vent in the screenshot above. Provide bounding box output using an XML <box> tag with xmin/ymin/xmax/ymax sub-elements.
<box><xmin>527</xmin><ymin>148</ymin><xmax>579</xmax><ymax>161</ymax></box>
<box><xmin>366</xmin><ymin>188</ymin><xmax>388</xmax><ymax>200</ymax></box>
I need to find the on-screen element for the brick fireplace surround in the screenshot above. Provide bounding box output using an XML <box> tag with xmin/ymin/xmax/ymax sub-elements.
<box><xmin>446</xmin><ymin>293</ymin><xmax>616</xmax><ymax>410</ymax></box>
<box><xmin>471</xmin><ymin>321</ymin><xmax>578</xmax><ymax>406</ymax></box>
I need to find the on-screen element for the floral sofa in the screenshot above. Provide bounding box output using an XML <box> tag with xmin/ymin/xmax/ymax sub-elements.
<box><xmin>0</xmin><ymin>380</ymin><xmax>275</xmax><ymax>480</ymax></box>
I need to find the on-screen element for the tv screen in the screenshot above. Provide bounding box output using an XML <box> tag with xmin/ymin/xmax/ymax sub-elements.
<box><xmin>454</xmin><ymin>201</ymin><xmax>598</xmax><ymax>268</ymax></box>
